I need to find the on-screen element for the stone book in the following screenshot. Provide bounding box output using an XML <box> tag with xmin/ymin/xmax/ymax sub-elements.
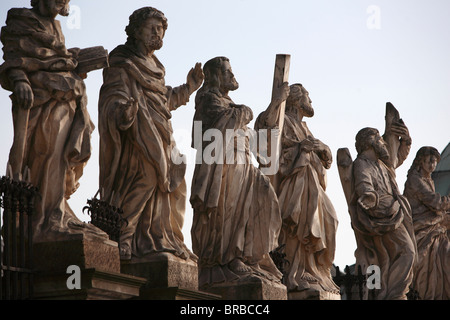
<box><xmin>75</xmin><ymin>46</ymin><xmax>109</xmax><ymax>74</ymax></box>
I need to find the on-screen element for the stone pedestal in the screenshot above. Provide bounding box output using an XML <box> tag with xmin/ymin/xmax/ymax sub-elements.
<box><xmin>33</xmin><ymin>268</ymin><xmax>147</xmax><ymax>300</ymax></box>
<box><xmin>202</xmin><ymin>277</ymin><xmax>287</xmax><ymax>300</ymax></box>
<box><xmin>33</xmin><ymin>234</ymin><xmax>120</xmax><ymax>273</ymax></box>
<box><xmin>121</xmin><ymin>253</ymin><xmax>198</xmax><ymax>289</ymax></box>
<box><xmin>139</xmin><ymin>286</ymin><xmax>221</xmax><ymax>300</ymax></box>
<box><xmin>121</xmin><ymin>253</ymin><xmax>221</xmax><ymax>300</ymax></box>
<box><xmin>31</xmin><ymin>233</ymin><xmax>146</xmax><ymax>300</ymax></box>
<box><xmin>288</xmin><ymin>288</ymin><xmax>341</xmax><ymax>300</ymax></box>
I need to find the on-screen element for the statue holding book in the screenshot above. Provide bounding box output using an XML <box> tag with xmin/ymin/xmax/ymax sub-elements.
<box><xmin>0</xmin><ymin>0</ymin><xmax>109</xmax><ymax>242</ymax></box>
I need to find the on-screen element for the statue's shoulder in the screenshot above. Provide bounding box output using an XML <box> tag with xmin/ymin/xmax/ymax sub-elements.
<box><xmin>6</xmin><ymin>7</ymin><xmax>38</xmax><ymax>22</ymax></box>
<box><xmin>196</xmin><ymin>87</ymin><xmax>223</xmax><ymax>102</ymax></box>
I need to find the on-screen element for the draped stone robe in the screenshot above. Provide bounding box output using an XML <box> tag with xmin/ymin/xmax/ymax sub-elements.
<box><xmin>350</xmin><ymin>143</ymin><xmax>417</xmax><ymax>300</ymax></box>
<box><xmin>255</xmin><ymin>111</ymin><xmax>340</xmax><ymax>294</ymax></box>
<box><xmin>0</xmin><ymin>8</ymin><xmax>95</xmax><ymax>241</ymax></box>
<box><xmin>190</xmin><ymin>86</ymin><xmax>282</xmax><ymax>287</ymax></box>
<box><xmin>404</xmin><ymin>170</ymin><xmax>449</xmax><ymax>299</ymax></box>
<box><xmin>98</xmin><ymin>44</ymin><xmax>192</xmax><ymax>260</ymax></box>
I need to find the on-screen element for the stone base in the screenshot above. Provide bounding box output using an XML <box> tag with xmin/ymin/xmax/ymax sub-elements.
<box><xmin>139</xmin><ymin>286</ymin><xmax>222</xmax><ymax>300</ymax></box>
<box><xmin>33</xmin><ymin>234</ymin><xmax>120</xmax><ymax>273</ymax></box>
<box><xmin>121</xmin><ymin>253</ymin><xmax>198</xmax><ymax>290</ymax></box>
<box><xmin>33</xmin><ymin>268</ymin><xmax>147</xmax><ymax>300</ymax></box>
<box><xmin>288</xmin><ymin>288</ymin><xmax>341</xmax><ymax>300</ymax></box>
<box><xmin>202</xmin><ymin>277</ymin><xmax>287</xmax><ymax>300</ymax></box>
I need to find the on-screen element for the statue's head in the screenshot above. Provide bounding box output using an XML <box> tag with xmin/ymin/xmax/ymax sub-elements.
<box><xmin>286</xmin><ymin>84</ymin><xmax>314</xmax><ymax>118</ymax></box>
<box><xmin>203</xmin><ymin>56</ymin><xmax>239</xmax><ymax>93</ymax></box>
<box><xmin>125</xmin><ymin>7</ymin><xmax>168</xmax><ymax>52</ymax></box>
<box><xmin>31</xmin><ymin>0</ymin><xmax>70</xmax><ymax>17</ymax></box>
<box><xmin>409</xmin><ymin>146</ymin><xmax>440</xmax><ymax>177</ymax></box>
<box><xmin>355</xmin><ymin>127</ymin><xmax>390</xmax><ymax>161</ymax></box>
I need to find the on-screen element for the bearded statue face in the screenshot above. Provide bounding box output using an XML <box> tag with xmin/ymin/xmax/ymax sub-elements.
<box><xmin>34</xmin><ymin>0</ymin><xmax>70</xmax><ymax>18</ymax></box>
<box><xmin>286</xmin><ymin>84</ymin><xmax>314</xmax><ymax>118</ymax></box>
<box><xmin>219</xmin><ymin>60</ymin><xmax>239</xmax><ymax>92</ymax></box>
<box><xmin>371</xmin><ymin>133</ymin><xmax>390</xmax><ymax>161</ymax></box>
<box><xmin>134</xmin><ymin>17</ymin><xmax>165</xmax><ymax>52</ymax></box>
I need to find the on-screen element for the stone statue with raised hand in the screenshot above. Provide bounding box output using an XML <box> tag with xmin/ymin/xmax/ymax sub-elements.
<box><xmin>98</xmin><ymin>7</ymin><xmax>204</xmax><ymax>261</ymax></box>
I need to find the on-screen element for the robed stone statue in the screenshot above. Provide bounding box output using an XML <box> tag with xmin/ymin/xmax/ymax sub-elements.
<box><xmin>0</xmin><ymin>0</ymin><xmax>106</xmax><ymax>242</ymax></box>
<box><xmin>255</xmin><ymin>84</ymin><xmax>340</xmax><ymax>297</ymax></box>
<box><xmin>98</xmin><ymin>7</ymin><xmax>203</xmax><ymax>261</ymax></box>
<box><xmin>190</xmin><ymin>56</ymin><xmax>284</xmax><ymax>289</ymax></box>
<box><xmin>337</xmin><ymin>104</ymin><xmax>417</xmax><ymax>300</ymax></box>
<box><xmin>404</xmin><ymin>146</ymin><xmax>449</xmax><ymax>299</ymax></box>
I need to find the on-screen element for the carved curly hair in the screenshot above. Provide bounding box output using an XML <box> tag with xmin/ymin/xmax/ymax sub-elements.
<box><xmin>125</xmin><ymin>7</ymin><xmax>168</xmax><ymax>47</ymax></box>
<box><xmin>355</xmin><ymin>127</ymin><xmax>380</xmax><ymax>155</ymax></box>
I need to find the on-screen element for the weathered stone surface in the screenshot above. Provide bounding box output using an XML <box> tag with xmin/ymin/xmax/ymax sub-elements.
<box><xmin>202</xmin><ymin>276</ymin><xmax>287</xmax><ymax>300</ymax></box>
<box><xmin>121</xmin><ymin>253</ymin><xmax>198</xmax><ymax>290</ymax></box>
<box><xmin>33</xmin><ymin>234</ymin><xmax>120</xmax><ymax>273</ymax></box>
<box><xmin>139</xmin><ymin>287</ymin><xmax>222</xmax><ymax>300</ymax></box>
<box><xmin>0</xmin><ymin>0</ymin><xmax>108</xmax><ymax>243</ymax></box>
<box><xmin>33</xmin><ymin>268</ymin><xmax>146</xmax><ymax>300</ymax></box>
<box><xmin>98</xmin><ymin>6</ymin><xmax>203</xmax><ymax>261</ymax></box>
<box><xmin>288</xmin><ymin>288</ymin><xmax>341</xmax><ymax>300</ymax></box>
<box><xmin>337</xmin><ymin>103</ymin><xmax>416</xmax><ymax>300</ymax></box>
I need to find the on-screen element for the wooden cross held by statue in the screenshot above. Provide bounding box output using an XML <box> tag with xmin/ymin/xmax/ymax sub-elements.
<box><xmin>266</xmin><ymin>54</ymin><xmax>290</xmax><ymax>187</ymax></box>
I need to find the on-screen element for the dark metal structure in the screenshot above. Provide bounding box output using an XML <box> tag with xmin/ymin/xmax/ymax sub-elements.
<box><xmin>83</xmin><ymin>196</ymin><xmax>127</xmax><ymax>243</ymax></box>
<box><xmin>0</xmin><ymin>176</ymin><xmax>38</xmax><ymax>300</ymax></box>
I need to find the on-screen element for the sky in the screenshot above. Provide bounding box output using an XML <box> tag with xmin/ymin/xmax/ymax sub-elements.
<box><xmin>0</xmin><ymin>0</ymin><xmax>449</xmax><ymax>268</ymax></box>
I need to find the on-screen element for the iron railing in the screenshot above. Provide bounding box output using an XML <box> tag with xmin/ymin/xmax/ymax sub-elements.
<box><xmin>1</xmin><ymin>176</ymin><xmax>38</xmax><ymax>300</ymax></box>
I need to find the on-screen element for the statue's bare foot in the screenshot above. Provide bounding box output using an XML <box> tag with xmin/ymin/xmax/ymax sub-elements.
<box><xmin>229</xmin><ymin>259</ymin><xmax>252</xmax><ymax>274</ymax></box>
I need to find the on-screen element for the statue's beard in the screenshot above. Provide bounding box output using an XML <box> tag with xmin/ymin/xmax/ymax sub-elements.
<box><xmin>374</xmin><ymin>142</ymin><xmax>390</xmax><ymax>161</ymax></box>
<box><xmin>301</xmin><ymin>104</ymin><xmax>314</xmax><ymax>118</ymax></box>
<box><xmin>223</xmin><ymin>78</ymin><xmax>239</xmax><ymax>91</ymax></box>
<box><xmin>146</xmin><ymin>39</ymin><xmax>163</xmax><ymax>51</ymax></box>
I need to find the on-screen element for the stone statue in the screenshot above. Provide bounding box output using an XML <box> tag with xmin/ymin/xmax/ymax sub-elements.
<box><xmin>0</xmin><ymin>0</ymin><xmax>106</xmax><ymax>242</ymax></box>
<box><xmin>190</xmin><ymin>56</ymin><xmax>283</xmax><ymax>289</ymax></box>
<box><xmin>98</xmin><ymin>7</ymin><xmax>204</xmax><ymax>261</ymax></box>
<box><xmin>255</xmin><ymin>84</ymin><xmax>340</xmax><ymax>298</ymax></box>
<box><xmin>337</xmin><ymin>103</ymin><xmax>417</xmax><ymax>300</ymax></box>
<box><xmin>404</xmin><ymin>146</ymin><xmax>450</xmax><ymax>299</ymax></box>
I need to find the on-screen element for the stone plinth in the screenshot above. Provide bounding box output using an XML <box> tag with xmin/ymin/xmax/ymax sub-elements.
<box><xmin>33</xmin><ymin>234</ymin><xmax>120</xmax><ymax>273</ymax></box>
<box><xmin>139</xmin><ymin>286</ymin><xmax>222</xmax><ymax>300</ymax></box>
<box><xmin>288</xmin><ymin>288</ymin><xmax>341</xmax><ymax>300</ymax></box>
<box><xmin>121</xmin><ymin>253</ymin><xmax>222</xmax><ymax>300</ymax></box>
<box><xmin>121</xmin><ymin>253</ymin><xmax>198</xmax><ymax>290</ymax></box>
<box><xmin>202</xmin><ymin>277</ymin><xmax>287</xmax><ymax>300</ymax></box>
<box><xmin>33</xmin><ymin>268</ymin><xmax>146</xmax><ymax>300</ymax></box>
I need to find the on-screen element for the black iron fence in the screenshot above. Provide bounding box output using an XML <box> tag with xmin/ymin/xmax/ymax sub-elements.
<box><xmin>83</xmin><ymin>196</ymin><xmax>127</xmax><ymax>243</ymax></box>
<box><xmin>0</xmin><ymin>176</ymin><xmax>38</xmax><ymax>300</ymax></box>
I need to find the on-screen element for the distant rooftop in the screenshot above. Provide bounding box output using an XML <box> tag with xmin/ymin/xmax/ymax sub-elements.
<box><xmin>435</xmin><ymin>142</ymin><xmax>450</xmax><ymax>172</ymax></box>
<box><xmin>432</xmin><ymin>142</ymin><xmax>450</xmax><ymax>196</ymax></box>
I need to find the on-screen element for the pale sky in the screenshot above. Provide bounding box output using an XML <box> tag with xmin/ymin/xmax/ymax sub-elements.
<box><xmin>1</xmin><ymin>0</ymin><xmax>449</xmax><ymax>268</ymax></box>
